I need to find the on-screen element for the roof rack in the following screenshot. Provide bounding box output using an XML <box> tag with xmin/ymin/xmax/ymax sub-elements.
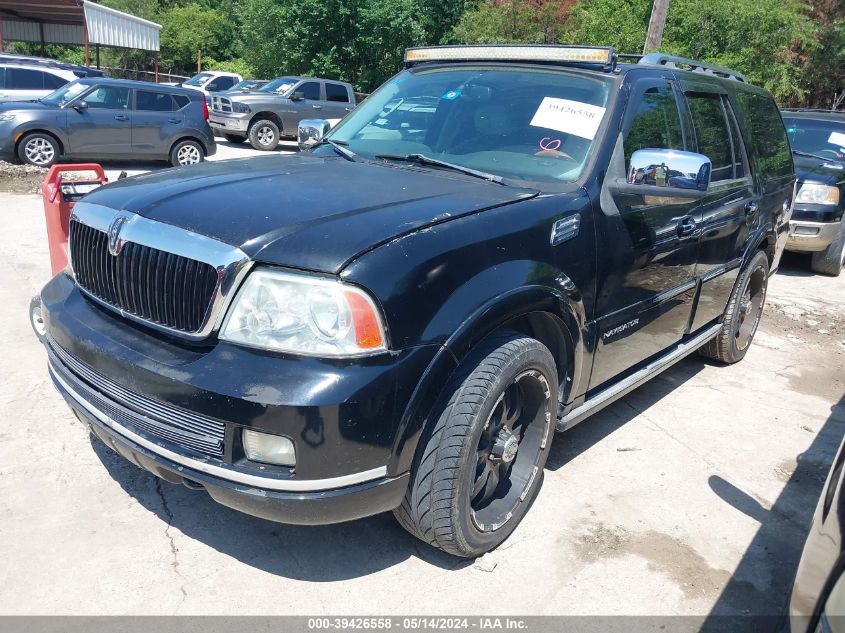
<box><xmin>638</xmin><ymin>53</ymin><xmax>746</xmax><ymax>83</ymax></box>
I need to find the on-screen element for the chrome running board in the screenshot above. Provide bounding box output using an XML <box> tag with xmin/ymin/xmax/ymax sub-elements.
<box><xmin>557</xmin><ymin>323</ymin><xmax>722</xmax><ymax>432</ymax></box>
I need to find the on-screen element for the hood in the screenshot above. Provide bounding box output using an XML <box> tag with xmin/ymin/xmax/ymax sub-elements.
<box><xmin>81</xmin><ymin>155</ymin><xmax>538</xmax><ymax>273</ymax></box>
<box><xmin>0</xmin><ymin>100</ymin><xmax>55</xmax><ymax>112</ymax></box>
<box><xmin>227</xmin><ymin>92</ymin><xmax>288</xmax><ymax>104</ymax></box>
<box><xmin>793</xmin><ymin>153</ymin><xmax>845</xmax><ymax>186</ymax></box>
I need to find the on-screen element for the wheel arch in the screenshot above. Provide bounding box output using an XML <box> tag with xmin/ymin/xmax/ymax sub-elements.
<box><xmin>388</xmin><ymin>283</ymin><xmax>586</xmax><ymax>477</ymax></box>
<box><xmin>169</xmin><ymin>135</ymin><xmax>208</xmax><ymax>157</ymax></box>
<box><xmin>249</xmin><ymin>111</ymin><xmax>284</xmax><ymax>133</ymax></box>
<box><xmin>14</xmin><ymin>128</ymin><xmax>66</xmax><ymax>156</ymax></box>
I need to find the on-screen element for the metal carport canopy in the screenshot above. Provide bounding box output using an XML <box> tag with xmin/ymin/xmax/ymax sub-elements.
<box><xmin>0</xmin><ymin>0</ymin><xmax>160</xmax><ymax>51</ymax></box>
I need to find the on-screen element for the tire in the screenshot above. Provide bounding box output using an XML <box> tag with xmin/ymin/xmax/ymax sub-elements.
<box><xmin>223</xmin><ymin>133</ymin><xmax>246</xmax><ymax>144</ymax></box>
<box><xmin>394</xmin><ymin>331</ymin><xmax>558</xmax><ymax>558</ymax></box>
<box><xmin>29</xmin><ymin>295</ymin><xmax>46</xmax><ymax>342</ymax></box>
<box><xmin>248</xmin><ymin>119</ymin><xmax>280</xmax><ymax>151</ymax></box>
<box><xmin>17</xmin><ymin>132</ymin><xmax>59</xmax><ymax>167</ymax></box>
<box><xmin>169</xmin><ymin>139</ymin><xmax>205</xmax><ymax>167</ymax></box>
<box><xmin>810</xmin><ymin>219</ymin><xmax>845</xmax><ymax>276</ymax></box>
<box><xmin>699</xmin><ymin>250</ymin><xmax>769</xmax><ymax>364</ymax></box>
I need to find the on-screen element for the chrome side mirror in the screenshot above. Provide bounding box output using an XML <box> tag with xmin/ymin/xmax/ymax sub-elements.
<box><xmin>611</xmin><ymin>148</ymin><xmax>711</xmax><ymax>200</ymax></box>
<box><xmin>298</xmin><ymin>119</ymin><xmax>331</xmax><ymax>150</ymax></box>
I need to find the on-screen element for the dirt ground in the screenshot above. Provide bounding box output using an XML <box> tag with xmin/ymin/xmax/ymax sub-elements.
<box><xmin>0</xmin><ymin>188</ymin><xmax>842</xmax><ymax>622</ymax></box>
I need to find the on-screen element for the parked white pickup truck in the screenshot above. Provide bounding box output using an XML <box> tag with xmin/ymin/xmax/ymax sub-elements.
<box><xmin>181</xmin><ymin>71</ymin><xmax>243</xmax><ymax>99</ymax></box>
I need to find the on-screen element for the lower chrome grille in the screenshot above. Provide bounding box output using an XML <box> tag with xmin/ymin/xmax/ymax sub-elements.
<box><xmin>48</xmin><ymin>337</ymin><xmax>225</xmax><ymax>457</ymax></box>
<box><xmin>70</xmin><ymin>219</ymin><xmax>220</xmax><ymax>333</ymax></box>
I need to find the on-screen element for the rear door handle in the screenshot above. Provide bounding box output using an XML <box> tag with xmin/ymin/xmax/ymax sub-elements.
<box><xmin>114</xmin><ymin>114</ymin><xmax>129</xmax><ymax>121</ymax></box>
<box><xmin>312</xmin><ymin>104</ymin><xmax>322</xmax><ymax>110</ymax></box>
<box><xmin>168</xmin><ymin>118</ymin><xmax>182</xmax><ymax>124</ymax></box>
<box><xmin>677</xmin><ymin>216</ymin><xmax>698</xmax><ymax>237</ymax></box>
<box><xmin>345</xmin><ymin>107</ymin><xmax>353</xmax><ymax>111</ymax></box>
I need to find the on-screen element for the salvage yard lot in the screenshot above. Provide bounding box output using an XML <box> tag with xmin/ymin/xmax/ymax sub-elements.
<box><xmin>0</xmin><ymin>164</ymin><xmax>843</xmax><ymax>616</ymax></box>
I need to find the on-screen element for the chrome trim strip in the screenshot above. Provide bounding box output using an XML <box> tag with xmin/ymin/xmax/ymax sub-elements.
<box><xmin>50</xmin><ymin>361</ymin><xmax>389</xmax><ymax>492</ymax></box>
<box><xmin>699</xmin><ymin>258</ymin><xmax>742</xmax><ymax>283</ymax></box>
<box><xmin>557</xmin><ymin>323</ymin><xmax>722</xmax><ymax>431</ymax></box>
<box><xmin>70</xmin><ymin>202</ymin><xmax>253</xmax><ymax>341</ymax></box>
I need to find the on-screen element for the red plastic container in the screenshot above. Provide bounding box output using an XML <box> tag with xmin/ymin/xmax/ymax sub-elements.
<box><xmin>41</xmin><ymin>164</ymin><xmax>108</xmax><ymax>276</ymax></box>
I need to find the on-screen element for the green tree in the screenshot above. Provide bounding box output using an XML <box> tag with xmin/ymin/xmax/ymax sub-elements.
<box><xmin>159</xmin><ymin>3</ymin><xmax>235</xmax><ymax>74</ymax></box>
<box><xmin>453</xmin><ymin>0</ymin><xmax>576</xmax><ymax>44</ymax></box>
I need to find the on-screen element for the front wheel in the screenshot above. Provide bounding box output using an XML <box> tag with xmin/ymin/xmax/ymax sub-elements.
<box><xmin>248</xmin><ymin>119</ymin><xmax>280</xmax><ymax>151</ymax></box>
<box><xmin>394</xmin><ymin>331</ymin><xmax>557</xmax><ymax>558</ymax></box>
<box><xmin>17</xmin><ymin>132</ymin><xmax>60</xmax><ymax>167</ymax></box>
<box><xmin>810</xmin><ymin>219</ymin><xmax>845</xmax><ymax>276</ymax></box>
<box><xmin>699</xmin><ymin>250</ymin><xmax>769</xmax><ymax>363</ymax></box>
<box><xmin>169</xmin><ymin>139</ymin><xmax>205</xmax><ymax>167</ymax></box>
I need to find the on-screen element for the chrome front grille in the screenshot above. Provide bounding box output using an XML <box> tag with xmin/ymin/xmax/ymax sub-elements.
<box><xmin>48</xmin><ymin>337</ymin><xmax>225</xmax><ymax>457</ymax></box>
<box><xmin>211</xmin><ymin>96</ymin><xmax>232</xmax><ymax>113</ymax></box>
<box><xmin>70</xmin><ymin>220</ymin><xmax>219</xmax><ymax>333</ymax></box>
<box><xmin>68</xmin><ymin>203</ymin><xmax>251</xmax><ymax>341</ymax></box>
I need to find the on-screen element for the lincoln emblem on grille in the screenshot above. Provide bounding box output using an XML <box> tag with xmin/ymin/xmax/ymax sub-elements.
<box><xmin>107</xmin><ymin>215</ymin><xmax>129</xmax><ymax>256</ymax></box>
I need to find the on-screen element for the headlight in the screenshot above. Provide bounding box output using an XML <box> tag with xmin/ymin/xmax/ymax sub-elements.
<box><xmin>220</xmin><ymin>269</ymin><xmax>387</xmax><ymax>356</ymax></box>
<box><xmin>795</xmin><ymin>183</ymin><xmax>840</xmax><ymax>205</ymax></box>
<box><xmin>232</xmin><ymin>102</ymin><xmax>251</xmax><ymax>114</ymax></box>
<box><xmin>0</xmin><ymin>113</ymin><xmax>16</xmax><ymax>122</ymax></box>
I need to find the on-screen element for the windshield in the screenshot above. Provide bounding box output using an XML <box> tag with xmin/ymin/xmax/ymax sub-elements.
<box><xmin>184</xmin><ymin>72</ymin><xmax>214</xmax><ymax>87</ymax></box>
<box><xmin>328</xmin><ymin>66</ymin><xmax>611</xmax><ymax>184</ymax></box>
<box><xmin>232</xmin><ymin>80</ymin><xmax>266</xmax><ymax>91</ymax></box>
<box><xmin>784</xmin><ymin>117</ymin><xmax>845</xmax><ymax>162</ymax></box>
<box><xmin>260</xmin><ymin>77</ymin><xmax>299</xmax><ymax>94</ymax></box>
<box><xmin>40</xmin><ymin>80</ymin><xmax>88</xmax><ymax>106</ymax></box>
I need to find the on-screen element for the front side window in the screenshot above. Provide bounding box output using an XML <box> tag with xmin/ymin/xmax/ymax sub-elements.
<box><xmin>623</xmin><ymin>83</ymin><xmax>684</xmax><ymax>167</ymax></box>
<box><xmin>214</xmin><ymin>76</ymin><xmax>235</xmax><ymax>91</ymax></box>
<box><xmin>297</xmin><ymin>81</ymin><xmax>321</xmax><ymax>101</ymax></box>
<box><xmin>44</xmin><ymin>72</ymin><xmax>68</xmax><ymax>90</ymax></box>
<box><xmin>329</xmin><ymin>66</ymin><xmax>612</xmax><ymax>184</ymax></box>
<box><xmin>686</xmin><ymin>94</ymin><xmax>736</xmax><ymax>182</ymax></box>
<box><xmin>326</xmin><ymin>83</ymin><xmax>349</xmax><ymax>103</ymax></box>
<box><xmin>136</xmin><ymin>90</ymin><xmax>176</xmax><ymax>112</ymax></box>
<box><xmin>83</xmin><ymin>86</ymin><xmax>130</xmax><ymax>110</ymax></box>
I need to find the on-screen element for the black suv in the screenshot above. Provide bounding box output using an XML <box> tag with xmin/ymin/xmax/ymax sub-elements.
<box><xmin>781</xmin><ymin>109</ymin><xmax>845</xmax><ymax>275</ymax></box>
<box><xmin>37</xmin><ymin>46</ymin><xmax>794</xmax><ymax>557</ymax></box>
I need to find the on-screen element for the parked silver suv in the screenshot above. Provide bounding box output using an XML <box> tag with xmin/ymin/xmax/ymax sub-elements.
<box><xmin>209</xmin><ymin>75</ymin><xmax>356</xmax><ymax>150</ymax></box>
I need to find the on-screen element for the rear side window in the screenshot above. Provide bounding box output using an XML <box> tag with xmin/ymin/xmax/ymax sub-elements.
<box><xmin>735</xmin><ymin>92</ymin><xmax>793</xmax><ymax>180</ymax></box>
<box><xmin>7</xmin><ymin>68</ymin><xmax>46</xmax><ymax>90</ymax></box>
<box><xmin>0</xmin><ymin>67</ymin><xmax>5</xmax><ymax>89</ymax></box>
<box><xmin>623</xmin><ymin>83</ymin><xmax>684</xmax><ymax>166</ymax></box>
<box><xmin>686</xmin><ymin>94</ymin><xmax>735</xmax><ymax>182</ymax></box>
<box><xmin>173</xmin><ymin>94</ymin><xmax>190</xmax><ymax>110</ymax></box>
<box><xmin>326</xmin><ymin>83</ymin><xmax>349</xmax><ymax>103</ymax></box>
<box><xmin>136</xmin><ymin>90</ymin><xmax>176</xmax><ymax>112</ymax></box>
<box><xmin>297</xmin><ymin>81</ymin><xmax>321</xmax><ymax>100</ymax></box>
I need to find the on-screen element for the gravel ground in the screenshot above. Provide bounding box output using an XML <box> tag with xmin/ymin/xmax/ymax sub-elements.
<box><xmin>0</xmin><ymin>161</ymin><xmax>47</xmax><ymax>194</ymax></box>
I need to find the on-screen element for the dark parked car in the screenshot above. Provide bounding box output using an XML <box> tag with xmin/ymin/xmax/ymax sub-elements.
<box><xmin>0</xmin><ymin>77</ymin><xmax>216</xmax><ymax>167</ymax></box>
<box><xmin>37</xmin><ymin>46</ymin><xmax>793</xmax><ymax>557</ymax></box>
<box><xmin>790</xmin><ymin>433</ymin><xmax>845</xmax><ymax>632</ymax></box>
<box><xmin>781</xmin><ymin>109</ymin><xmax>845</xmax><ymax>275</ymax></box>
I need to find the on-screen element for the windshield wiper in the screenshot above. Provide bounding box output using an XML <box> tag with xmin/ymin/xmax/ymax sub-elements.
<box><xmin>316</xmin><ymin>138</ymin><xmax>356</xmax><ymax>162</ymax></box>
<box><xmin>375</xmin><ymin>153</ymin><xmax>505</xmax><ymax>185</ymax></box>
<box><xmin>792</xmin><ymin>149</ymin><xmax>844</xmax><ymax>164</ymax></box>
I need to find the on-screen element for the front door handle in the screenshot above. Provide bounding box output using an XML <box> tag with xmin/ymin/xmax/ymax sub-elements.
<box><xmin>677</xmin><ymin>216</ymin><xmax>697</xmax><ymax>237</ymax></box>
<box><xmin>345</xmin><ymin>107</ymin><xmax>353</xmax><ymax>111</ymax></box>
<box><xmin>744</xmin><ymin>201</ymin><xmax>759</xmax><ymax>215</ymax></box>
<box><xmin>312</xmin><ymin>104</ymin><xmax>322</xmax><ymax>110</ymax></box>
<box><xmin>114</xmin><ymin>114</ymin><xmax>129</xmax><ymax>121</ymax></box>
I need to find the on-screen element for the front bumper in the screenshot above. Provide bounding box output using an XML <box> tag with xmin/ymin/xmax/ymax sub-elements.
<box><xmin>40</xmin><ymin>273</ymin><xmax>435</xmax><ymax>524</ymax></box>
<box><xmin>209</xmin><ymin>113</ymin><xmax>249</xmax><ymax>134</ymax></box>
<box><xmin>786</xmin><ymin>220</ymin><xmax>841</xmax><ymax>252</ymax></box>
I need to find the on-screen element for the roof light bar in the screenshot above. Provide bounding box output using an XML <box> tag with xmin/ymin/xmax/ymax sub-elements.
<box><xmin>404</xmin><ymin>45</ymin><xmax>615</xmax><ymax>67</ymax></box>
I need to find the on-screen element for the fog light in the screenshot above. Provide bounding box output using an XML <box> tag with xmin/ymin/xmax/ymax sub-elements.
<box><xmin>242</xmin><ymin>429</ymin><xmax>296</xmax><ymax>467</ymax></box>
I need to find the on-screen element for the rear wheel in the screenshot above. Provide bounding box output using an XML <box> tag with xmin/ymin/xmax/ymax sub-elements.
<box><xmin>394</xmin><ymin>331</ymin><xmax>557</xmax><ymax>558</ymax></box>
<box><xmin>699</xmin><ymin>250</ymin><xmax>769</xmax><ymax>363</ymax></box>
<box><xmin>248</xmin><ymin>119</ymin><xmax>280</xmax><ymax>151</ymax></box>
<box><xmin>810</xmin><ymin>220</ymin><xmax>845</xmax><ymax>276</ymax></box>
<box><xmin>223</xmin><ymin>133</ymin><xmax>246</xmax><ymax>144</ymax></box>
<box><xmin>17</xmin><ymin>132</ymin><xmax>59</xmax><ymax>167</ymax></box>
<box><xmin>169</xmin><ymin>139</ymin><xmax>205</xmax><ymax>167</ymax></box>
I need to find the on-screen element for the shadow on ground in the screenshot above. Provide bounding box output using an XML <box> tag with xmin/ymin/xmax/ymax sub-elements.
<box><xmin>701</xmin><ymin>395</ymin><xmax>845</xmax><ymax>632</ymax></box>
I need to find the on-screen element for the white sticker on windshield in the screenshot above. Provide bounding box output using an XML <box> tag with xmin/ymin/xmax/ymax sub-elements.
<box><xmin>828</xmin><ymin>131</ymin><xmax>845</xmax><ymax>147</ymax></box>
<box><xmin>530</xmin><ymin>97</ymin><xmax>606</xmax><ymax>140</ymax></box>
